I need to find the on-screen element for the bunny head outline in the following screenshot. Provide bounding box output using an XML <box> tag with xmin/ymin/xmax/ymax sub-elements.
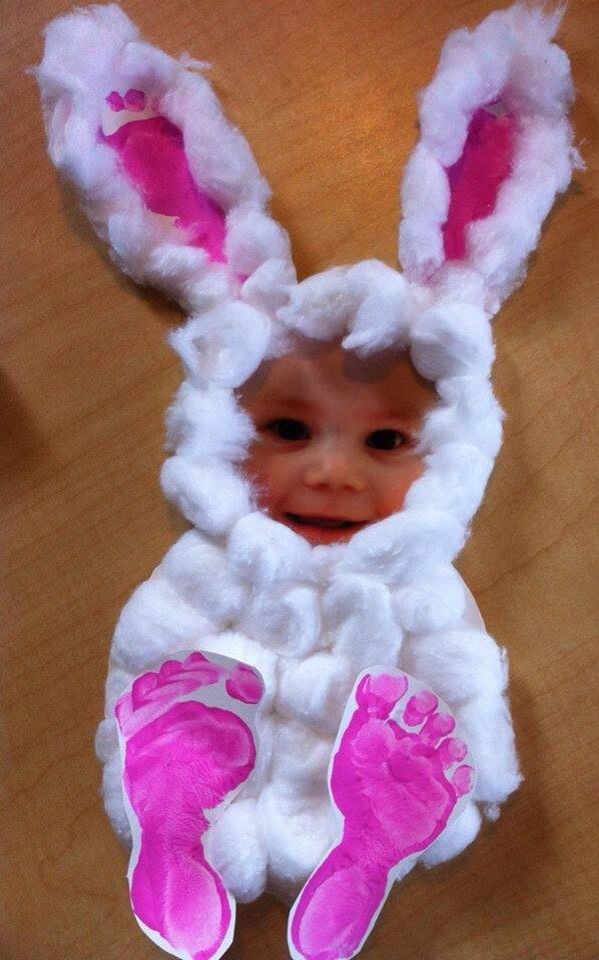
<box><xmin>37</xmin><ymin>2</ymin><xmax>579</xmax><ymax>906</ymax></box>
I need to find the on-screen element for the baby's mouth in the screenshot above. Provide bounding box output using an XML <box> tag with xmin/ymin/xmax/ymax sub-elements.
<box><xmin>283</xmin><ymin>511</ymin><xmax>368</xmax><ymax>543</ymax></box>
<box><xmin>285</xmin><ymin>513</ymin><xmax>357</xmax><ymax>528</ymax></box>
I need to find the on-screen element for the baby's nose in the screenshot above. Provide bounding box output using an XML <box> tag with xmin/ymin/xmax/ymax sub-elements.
<box><xmin>301</xmin><ymin>446</ymin><xmax>366</xmax><ymax>493</ymax></box>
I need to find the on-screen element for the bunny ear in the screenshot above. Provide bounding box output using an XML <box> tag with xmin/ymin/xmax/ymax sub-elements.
<box><xmin>398</xmin><ymin>4</ymin><xmax>582</xmax><ymax>314</ymax></box>
<box><xmin>35</xmin><ymin>4</ymin><xmax>293</xmax><ymax>312</ymax></box>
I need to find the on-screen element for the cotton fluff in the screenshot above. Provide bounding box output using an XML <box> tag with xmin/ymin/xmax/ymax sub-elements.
<box><xmin>238</xmin><ymin>583</ymin><xmax>321</xmax><ymax>658</ymax></box>
<box><xmin>160</xmin><ymin>456</ymin><xmax>250</xmax><ymax>536</ymax></box>
<box><xmin>159</xmin><ymin>529</ymin><xmax>248</xmax><ymax>626</ymax></box>
<box><xmin>165</xmin><ymin>383</ymin><xmax>255</xmax><ymax>463</ymax></box>
<box><xmin>323</xmin><ymin>575</ymin><xmax>402</xmax><ymax>668</ymax></box>
<box><xmin>35</xmin><ymin>1</ymin><xmax>578</xmax><ymax>907</ymax></box>
<box><xmin>169</xmin><ymin>302</ymin><xmax>271</xmax><ymax>389</ymax></box>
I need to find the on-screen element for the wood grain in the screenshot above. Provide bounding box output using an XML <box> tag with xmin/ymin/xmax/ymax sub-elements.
<box><xmin>1</xmin><ymin>1</ymin><xmax>597</xmax><ymax>958</ymax></box>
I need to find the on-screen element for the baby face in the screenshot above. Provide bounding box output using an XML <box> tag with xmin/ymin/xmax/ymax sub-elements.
<box><xmin>238</xmin><ymin>340</ymin><xmax>436</xmax><ymax>546</ymax></box>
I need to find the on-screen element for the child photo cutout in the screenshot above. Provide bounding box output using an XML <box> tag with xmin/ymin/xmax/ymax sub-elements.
<box><xmin>35</xmin><ymin>3</ymin><xmax>581</xmax><ymax>959</ymax></box>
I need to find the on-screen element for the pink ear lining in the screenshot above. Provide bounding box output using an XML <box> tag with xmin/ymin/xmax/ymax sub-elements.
<box><xmin>99</xmin><ymin>90</ymin><xmax>228</xmax><ymax>264</ymax></box>
<box><xmin>441</xmin><ymin>106</ymin><xmax>516</xmax><ymax>261</ymax></box>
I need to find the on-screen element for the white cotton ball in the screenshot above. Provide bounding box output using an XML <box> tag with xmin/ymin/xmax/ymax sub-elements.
<box><xmin>197</xmin><ymin>630</ymin><xmax>278</xmax><ymax>710</ymax></box>
<box><xmin>405</xmin><ymin>442</ymin><xmax>494</xmax><ymax>523</ymax></box>
<box><xmin>225</xmin><ymin>205</ymin><xmax>293</xmax><ymax>277</ymax></box>
<box><xmin>342</xmin><ymin>271</ymin><xmax>412</xmax><ymax>356</ymax></box>
<box><xmin>276</xmin><ymin>653</ymin><xmax>356</xmax><ymax>737</ymax></box>
<box><xmin>238</xmin><ymin>582</ymin><xmax>321</xmax><ymax>658</ymax></box>
<box><xmin>165</xmin><ymin>383</ymin><xmax>255</xmax><ymax>462</ymax></box>
<box><xmin>94</xmin><ymin>717</ymin><xmax>119</xmax><ymax>763</ymax></box>
<box><xmin>258</xmin><ymin>785</ymin><xmax>338</xmax><ymax>894</ymax></box>
<box><xmin>111</xmin><ymin>576</ymin><xmax>213</xmax><ymax>673</ymax></box>
<box><xmin>101</xmin><ymin>751</ymin><xmax>131</xmax><ymax>846</ymax></box>
<box><xmin>398</xmin><ymin>143</ymin><xmax>449</xmax><ymax>281</ymax></box>
<box><xmin>410</xmin><ymin>304</ymin><xmax>494</xmax><ymax>381</ymax></box>
<box><xmin>420</xmin><ymin>801</ymin><xmax>482</xmax><ymax>867</ymax></box>
<box><xmin>457</xmin><ymin>693</ymin><xmax>522</xmax><ymax>804</ymax></box>
<box><xmin>204</xmin><ymin>799</ymin><xmax>267</xmax><ymax>903</ymax></box>
<box><xmin>227</xmin><ymin>512</ymin><xmax>312</xmax><ymax>587</ymax></box>
<box><xmin>392</xmin><ymin>564</ymin><xmax>466</xmax><ymax>634</ymax></box>
<box><xmin>240</xmin><ymin>257</ymin><xmax>297</xmax><ymax>316</ymax></box>
<box><xmin>421</xmin><ymin>375</ymin><xmax>504</xmax><ymax>459</ymax></box>
<box><xmin>323</xmin><ymin>574</ymin><xmax>402</xmax><ymax>668</ymax></box>
<box><xmin>169</xmin><ymin>302</ymin><xmax>271</xmax><ymax>388</ymax></box>
<box><xmin>403</xmin><ymin>627</ymin><xmax>507</xmax><ymax>706</ymax></box>
<box><xmin>276</xmin><ymin>267</ymin><xmax>355</xmax><ymax>340</ymax></box>
<box><xmin>39</xmin><ymin>3</ymin><xmax>139</xmax><ymax>99</ymax></box>
<box><xmin>270</xmin><ymin>718</ymin><xmax>332</xmax><ymax>796</ymax></box>
<box><xmin>340</xmin><ymin>509</ymin><xmax>466</xmax><ymax>583</ymax></box>
<box><xmin>143</xmin><ymin>242</ymin><xmax>223</xmax><ymax>314</ymax></box>
<box><xmin>160</xmin><ymin>455</ymin><xmax>251</xmax><ymax>536</ymax></box>
<box><xmin>159</xmin><ymin>529</ymin><xmax>249</xmax><ymax>626</ymax></box>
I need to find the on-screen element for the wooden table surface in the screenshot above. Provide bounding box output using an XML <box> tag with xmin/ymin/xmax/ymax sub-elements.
<box><xmin>2</xmin><ymin>1</ymin><xmax>597</xmax><ymax>958</ymax></box>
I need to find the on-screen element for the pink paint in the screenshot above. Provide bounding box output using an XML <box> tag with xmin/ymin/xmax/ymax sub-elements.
<box><xmin>115</xmin><ymin>652</ymin><xmax>264</xmax><ymax>960</ymax></box>
<box><xmin>101</xmin><ymin>89</ymin><xmax>228</xmax><ymax>263</ymax></box>
<box><xmin>288</xmin><ymin>670</ymin><xmax>474</xmax><ymax>960</ymax></box>
<box><xmin>442</xmin><ymin>106</ymin><xmax>516</xmax><ymax>261</ymax></box>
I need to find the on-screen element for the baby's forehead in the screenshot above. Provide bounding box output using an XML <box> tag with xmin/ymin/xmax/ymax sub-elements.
<box><xmin>239</xmin><ymin>341</ymin><xmax>436</xmax><ymax>417</ymax></box>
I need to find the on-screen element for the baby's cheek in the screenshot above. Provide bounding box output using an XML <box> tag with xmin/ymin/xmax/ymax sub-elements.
<box><xmin>375</xmin><ymin>455</ymin><xmax>424</xmax><ymax>519</ymax></box>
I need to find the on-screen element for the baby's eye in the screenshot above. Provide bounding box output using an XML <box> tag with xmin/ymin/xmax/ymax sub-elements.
<box><xmin>265</xmin><ymin>418</ymin><xmax>310</xmax><ymax>441</ymax></box>
<box><xmin>365</xmin><ymin>429</ymin><xmax>409</xmax><ymax>451</ymax></box>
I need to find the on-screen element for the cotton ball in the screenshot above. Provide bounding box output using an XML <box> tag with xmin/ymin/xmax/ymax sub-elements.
<box><xmin>277</xmin><ymin>653</ymin><xmax>356</xmax><ymax>737</ymax></box>
<box><xmin>405</xmin><ymin>442</ymin><xmax>494</xmax><ymax>523</ymax></box>
<box><xmin>241</xmin><ymin>257</ymin><xmax>297</xmax><ymax>316</ymax></box>
<box><xmin>421</xmin><ymin>801</ymin><xmax>482</xmax><ymax>867</ymax></box>
<box><xmin>403</xmin><ymin>627</ymin><xmax>507</xmax><ymax>706</ymax></box>
<box><xmin>226</xmin><ymin>205</ymin><xmax>292</xmax><ymax>277</ymax></box>
<box><xmin>457</xmin><ymin>693</ymin><xmax>522</xmax><ymax>803</ymax></box>
<box><xmin>204</xmin><ymin>799</ymin><xmax>267</xmax><ymax>903</ymax></box>
<box><xmin>421</xmin><ymin>374</ymin><xmax>503</xmax><ymax>459</ymax></box>
<box><xmin>160</xmin><ymin>455</ymin><xmax>251</xmax><ymax>536</ymax></box>
<box><xmin>258</xmin><ymin>786</ymin><xmax>338</xmax><ymax>895</ymax></box>
<box><xmin>144</xmin><ymin>242</ymin><xmax>225</xmax><ymax>315</ymax></box>
<box><xmin>323</xmin><ymin>574</ymin><xmax>402</xmax><ymax>668</ymax></box>
<box><xmin>165</xmin><ymin>383</ymin><xmax>255</xmax><ymax>462</ymax></box>
<box><xmin>392</xmin><ymin>564</ymin><xmax>466</xmax><ymax>633</ymax></box>
<box><xmin>227</xmin><ymin>512</ymin><xmax>312</xmax><ymax>587</ymax></box>
<box><xmin>159</xmin><ymin>529</ymin><xmax>248</xmax><ymax>626</ymax></box>
<box><xmin>269</xmin><ymin>718</ymin><xmax>332</xmax><ymax>796</ymax></box>
<box><xmin>197</xmin><ymin>630</ymin><xmax>278</xmax><ymax>711</ymax></box>
<box><xmin>111</xmin><ymin>576</ymin><xmax>213</xmax><ymax>673</ymax></box>
<box><xmin>238</xmin><ymin>583</ymin><xmax>321</xmax><ymax>658</ymax></box>
<box><xmin>276</xmin><ymin>266</ymin><xmax>355</xmax><ymax>340</ymax></box>
<box><xmin>399</xmin><ymin>143</ymin><xmax>449</xmax><ymax>281</ymax></box>
<box><xmin>169</xmin><ymin>301</ymin><xmax>271</xmax><ymax>388</ymax></box>
<box><xmin>101</xmin><ymin>751</ymin><xmax>131</xmax><ymax>846</ymax></box>
<box><xmin>340</xmin><ymin>509</ymin><xmax>465</xmax><ymax>583</ymax></box>
<box><xmin>410</xmin><ymin>304</ymin><xmax>494</xmax><ymax>381</ymax></box>
<box><xmin>342</xmin><ymin>270</ymin><xmax>412</xmax><ymax>356</ymax></box>
<box><xmin>94</xmin><ymin>717</ymin><xmax>119</xmax><ymax>763</ymax></box>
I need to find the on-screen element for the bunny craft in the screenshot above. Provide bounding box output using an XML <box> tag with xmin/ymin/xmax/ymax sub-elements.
<box><xmin>36</xmin><ymin>3</ymin><xmax>580</xmax><ymax>958</ymax></box>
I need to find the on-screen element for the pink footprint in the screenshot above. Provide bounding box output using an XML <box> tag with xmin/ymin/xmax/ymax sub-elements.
<box><xmin>288</xmin><ymin>669</ymin><xmax>475</xmax><ymax>960</ymax></box>
<box><xmin>115</xmin><ymin>651</ymin><xmax>263</xmax><ymax>960</ymax></box>
<box><xmin>100</xmin><ymin>87</ymin><xmax>228</xmax><ymax>263</ymax></box>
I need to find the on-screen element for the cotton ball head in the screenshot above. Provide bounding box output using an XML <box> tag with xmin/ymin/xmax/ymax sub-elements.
<box><xmin>169</xmin><ymin>301</ymin><xmax>271</xmax><ymax>388</ymax></box>
<box><xmin>411</xmin><ymin>303</ymin><xmax>494</xmax><ymax>381</ymax></box>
